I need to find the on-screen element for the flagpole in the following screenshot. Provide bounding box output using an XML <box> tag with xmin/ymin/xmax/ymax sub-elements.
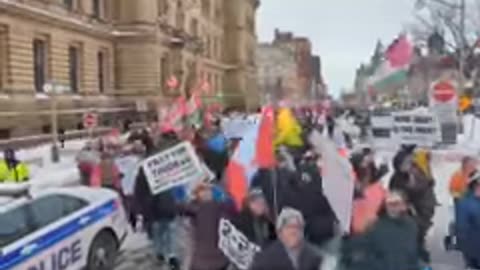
<box><xmin>272</xmin><ymin>167</ymin><xmax>279</xmax><ymax>219</ymax></box>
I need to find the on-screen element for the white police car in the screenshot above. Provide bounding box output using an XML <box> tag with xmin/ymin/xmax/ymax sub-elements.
<box><xmin>0</xmin><ymin>186</ymin><xmax>129</xmax><ymax>270</ymax></box>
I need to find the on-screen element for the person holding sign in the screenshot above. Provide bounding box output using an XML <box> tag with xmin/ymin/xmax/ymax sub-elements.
<box><xmin>178</xmin><ymin>182</ymin><xmax>233</xmax><ymax>270</ymax></box>
<box><xmin>250</xmin><ymin>207</ymin><xmax>322</xmax><ymax>270</ymax></box>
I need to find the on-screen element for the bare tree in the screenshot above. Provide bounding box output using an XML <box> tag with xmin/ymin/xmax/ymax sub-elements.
<box><xmin>410</xmin><ymin>0</ymin><xmax>480</xmax><ymax>51</ymax></box>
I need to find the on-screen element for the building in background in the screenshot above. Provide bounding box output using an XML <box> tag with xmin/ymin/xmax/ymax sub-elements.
<box><xmin>256</xmin><ymin>29</ymin><xmax>324</xmax><ymax>104</ymax></box>
<box><xmin>311</xmin><ymin>55</ymin><xmax>326</xmax><ymax>100</ymax></box>
<box><xmin>0</xmin><ymin>0</ymin><xmax>260</xmax><ymax>137</ymax></box>
<box><xmin>273</xmin><ymin>29</ymin><xmax>313</xmax><ymax>103</ymax></box>
<box><xmin>256</xmin><ymin>43</ymin><xmax>297</xmax><ymax>103</ymax></box>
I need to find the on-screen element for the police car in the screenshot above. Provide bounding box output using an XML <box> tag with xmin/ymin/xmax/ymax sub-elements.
<box><xmin>0</xmin><ymin>186</ymin><xmax>129</xmax><ymax>270</ymax></box>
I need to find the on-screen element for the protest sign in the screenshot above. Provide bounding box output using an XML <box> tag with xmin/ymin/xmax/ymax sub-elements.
<box><xmin>218</xmin><ymin>218</ymin><xmax>260</xmax><ymax>270</ymax></box>
<box><xmin>141</xmin><ymin>142</ymin><xmax>204</xmax><ymax>195</ymax></box>
<box><xmin>309</xmin><ymin>131</ymin><xmax>354</xmax><ymax>233</ymax></box>
<box><xmin>221</xmin><ymin>116</ymin><xmax>260</xmax><ymax>139</ymax></box>
<box><xmin>392</xmin><ymin>110</ymin><xmax>440</xmax><ymax>147</ymax></box>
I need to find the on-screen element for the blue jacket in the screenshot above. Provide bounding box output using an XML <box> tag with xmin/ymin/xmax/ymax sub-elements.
<box><xmin>456</xmin><ymin>192</ymin><xmax>480</xmax><ymax>260</ymax></box>
<box><xmin>205</xmin><ymin>133</ymin><xmax>228</xmax><ymax>154</ymax></box>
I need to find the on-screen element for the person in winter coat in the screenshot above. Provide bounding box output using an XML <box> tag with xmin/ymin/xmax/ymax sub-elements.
<box><xmin>345</xmin><ymin>191</ymin><xmax>421</xmax><ymax>270</ymax></box>
<box><xmin>233</xmin><ymin>189</ymin><xmax>276</xmax><ymax>248</ymax></box>
<box><xmin>134</xmin><ymin>167</ymin><xmax>179</xmax><ymax>269</ymax></box>
<box><xmin>389</xmin><ymin>148</ymin><xmax>436</xmax><ymax>265</ymax></box>
<box><xmin>76</xmin><ymin>141</ymin><xmax>100</xmax><ymax>185</ymax></box>
<box><xmin>449</xmin><ymin>156</ymin><xmax>476</xmax><ymax>202</ymax></box>
<box><xmin>0</xmin><ymin>148</ymin><xmax>29</xmax><ymax>183</ymax></box>
<box><xmin>89</xmin><ymin>152</ymin><xmax>121</xmax><ymax>191</ymax></box>
<box><xmin>350</xmin><ymin>150</ymin><xmax>388</xmax><ymax>235</ymax></box>
<box><xmin>178</xmin><ymin>183</ymin><xmax>233</xmax><ymax>270</ymax></box>
<box><xmin>250</xmin><ymin>207</ymin><xmax>322</xmax><ymax>270</ymax></box>
<box><xmin>456</xmin><ymin>174</ymin><xmax>480</xmax><ymax>269</ymax></box>
<box><xmin>203</xmin><ymin>126</ymin><xmax>229</xmax><ymax>182</ymax></box>
<box><xmin>283</xmin><ymin>153</ymin><xmax>337</xmax><ymax>247</ymax></box>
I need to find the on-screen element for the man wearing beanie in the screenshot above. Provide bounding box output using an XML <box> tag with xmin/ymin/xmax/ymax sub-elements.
<box><xmin>250</xmin><ymin>207</ymin><xmax>322</xmax><ymax>270</ymax></box>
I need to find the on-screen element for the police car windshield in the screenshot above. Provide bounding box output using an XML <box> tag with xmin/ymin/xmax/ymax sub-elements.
<box><xmin>0</xmin><ymin>204</ymin><xmax>35</xmax><ymax>248</ymax></box>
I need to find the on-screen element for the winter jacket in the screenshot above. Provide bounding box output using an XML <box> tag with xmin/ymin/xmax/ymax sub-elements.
<box><xmin>233</xmin><ymin>209</ymin><xmax>275</xmax><ymax>248</ymax></box>
<box><xmin>344</xmin><ymin>214</ymin><xmax>420</xmax><ymax>270</ymax></box>
<box><xmin>133</xmin><ymin>168</ymin><xmax>177</xmax><ymax>225</ymax></box>
<box><xmin>89</xmin><ymin>162</ymin><xmax>121</xmax><ymax>191</ymax></box>
<box><xmin>0</xmin><ymin>160</ymin><xmax>29</xmax><ymax>183</ymax></box>
<box><xmin>449</xmin><ymin>169</ymin><xmax>469</xmax><ymax>199</ymax></box>
<box><xmin>282</xmin><ymin>163</ymin><xmax>336</xmax><ymax>245</ymax></box>
<box><xmin>250</xmin><ymin>241</ymin><xmax>322</xmax><ymax>270</ymax></box>
<box><xmin>351</xmin><ymin>182</ymin><xmax>387</xmax><ymax>235</ymax></box>
<box><xmin>179</xmin><ymin>200</ymin><xmax>232</xmax><ymax>270</ymax></box>
<box><xmin>251</xmin><ymin>167</ymin><xmax>296</xmax><ymax>215</ymax></box>
<box><xmin>390</xmin><ymin>151</ymin><xmax>436</xmax><ymax>233</ymax></box>
<box><xmin>456</xmin><ymin>192</ymin><xmax>480</xmax><ymax>262</ymax></box>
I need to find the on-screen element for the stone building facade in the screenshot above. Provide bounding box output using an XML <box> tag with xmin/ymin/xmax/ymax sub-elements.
<box><xmin>256</xmin><ymin>43</ymin><xmax>297</xmax><ymax>103</ymax></box>
<box><xmin>0</xmin><ymin>0</ymin><xmax>259</xmax><ymax>137</ymax></box>
<box><xmin>257</xmin><ymin>29</ymin><xmax>324</xmax><ymax>104</ymax></box>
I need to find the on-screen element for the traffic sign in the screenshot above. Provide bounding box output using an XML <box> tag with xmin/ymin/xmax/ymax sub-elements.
<box><xmin>433</xmin><ymin>80</ymin><xmax>456</xmax><ymax>103</ymax></box>
<box><xmin>83</xmin><ymin>112</ymin><xmax>98</xmax><ymax>129</ymax></box>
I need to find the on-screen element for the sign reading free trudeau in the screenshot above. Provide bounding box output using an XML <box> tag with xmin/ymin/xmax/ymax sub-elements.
<box><xmin>142</xmin><ymin>142</ymin><xmax>204</xmax><ymax>195</ymax></box>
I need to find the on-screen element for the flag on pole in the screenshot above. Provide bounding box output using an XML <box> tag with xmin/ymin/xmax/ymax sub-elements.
<box><xmin>160</xmin><ymin>96</ymin><xmax>186</xmax><ymax>133</ymax></box>
<box><xmin>225</xmin><ymin>122</ymin><xmax>260</xmax><ymax>210</ymax></box>
<box><xmin>254</xmin><ymin>106</ymin><xmax>276</xmax><ymax>168</ymax></box>
<box><xmin>186</xmin><ymin>92</ymin><xmax>203</xmax><ymax>127</ymax></box>
<box><xmin>368</xmin><ymin>35</ymin><xmax>413</xmax><ymax>91</ymax></box>
<box><xmin>274</xmin><ymin>107</ymin><xmax>304</xmax><ymax>147</ymax></box>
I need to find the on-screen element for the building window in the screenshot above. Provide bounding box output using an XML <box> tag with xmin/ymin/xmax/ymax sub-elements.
<box><xmin>158</xmin><ymin>0</ymin><xmax>169</xmax><ymax>16</ymax></box>
<box><xmin>160</xmin><ymin>56</ymin><xmax>168</xmax><ymax>92</ymax></box>
<box><xmin>0</xmin><ymin>129</ymin><xmax>10</xmax><ymax>139</ymax></box>
<box><xmin>97</xmin><ymin>50</ymin><xmax>108</xmax><ymax>93</ymax></box>
<box><xmin>202</xmin><ymin>0</ymin><xmax>210</xmax><ymax>18</ymax></box>
<box><xmin>92</xmin><ymin>0</ymin><xmax>103</xmax><ymax>19</ymax></box>
<box><xmin>190</xmin><ymin>18</ymin><xmax>199</xmax><ymax>37</ymax></box>
<box><xmin>64</xmin><ymin>0</ymin><xmax>74</xmax><ymax>11</ymax></box>
<box><xmin>0</xmin><ymin>26</ymin><xmax>7</xmax><ymax>91</ymax></box>
<box><xmin>68</xmin><ymin>46</ymin><xmax>80</xmax><ymax>93</ymax></box>
<box><xmin>33</xmin><ymin>39</ymin><xmax>47</xmax><ymax>93</ymax></box>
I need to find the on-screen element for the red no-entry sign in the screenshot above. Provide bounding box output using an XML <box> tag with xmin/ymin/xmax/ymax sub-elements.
<box><xmin>83</xmin><ymin>112</ymin><xmax>98</xmax><ymax>129</ymax></box>
<box><xmin>433</xmin><ymin>80</ymin><xmax>456</xmax><ymax>103</ymax></box>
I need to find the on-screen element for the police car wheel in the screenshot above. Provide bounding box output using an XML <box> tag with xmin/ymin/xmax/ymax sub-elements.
<box><xmin>87</xmin><ymin>231</ymin><xmax>119</xmax><ymax>270</ymax></box>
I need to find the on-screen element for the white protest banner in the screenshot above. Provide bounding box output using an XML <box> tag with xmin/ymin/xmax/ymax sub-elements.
<box><xmin>370</xmin><ymin>108</ymin><xmax>396</xmax><ymax>148</ymax></box>
<box><xmin>218</xmin><ymin>218</ymin><xmax>260</xmax><ymax>270</ymax></box>
<box><xmin>141</xmin><ymin>142</ymin><xmax>204</xmax><ymax>195</ymax></box>
<box><xmin>309</xmin><ymin>131</ymin><xmax>355</xmax><ymax>233</ymax></box>
<box><xmin>392</xmin><ymin>109</ymin><xmax>440</xmax><ymax>147</ymax></box>
<box><xmin>221</xmin><ymin>116</ymin><xmax>260</xmax><ymax>139</ymax></box>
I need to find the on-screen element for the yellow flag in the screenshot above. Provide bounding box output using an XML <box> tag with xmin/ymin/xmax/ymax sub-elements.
<box><xmin>274</xmin><ymin>108</ymin><xmax>304</xmax><ymax>147</ymax></box>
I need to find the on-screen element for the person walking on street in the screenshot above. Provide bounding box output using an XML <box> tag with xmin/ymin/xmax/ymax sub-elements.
<box><xmin>0</xmin><ymin>148</ymin><xmax>29</xmax><ymax>183</ymax></box>
<box><xmin>353</xmin><ymin>191</ymin><xmax>421</xmax><ymax>270</ymax></box>
<box><xmin>233</xmin><ymin>189</ymin><xmax>276</xmax><ymax>248</ymax></box>
<box><xmin>76</xmin><ymin>141</ymin><xmax>100</xmax><ymax>185</ymax></box>
<box><xmin>450</xmin><ymin>156</ymin><xmax>476</xmax><ymax>203</ymax></box>
<box><xmin>390</xmin><ymin>148</ymin><xmax>436</xmax><ymax>266</ymax></box>
<box><xmin>178</xmin><ymin>183</ymin><xmax>232</xmax><ymax>270</ymax></box>
<box><xmin>134</xmin><ymin>168</ymin><xmax>180</xmax><ymax>269</ymax></box>
<box><xmin>250</xmin><ymin>207</ymin><xmax>322</xmax><ymax>270</ymax></box>
<box><xmin>456</xmin><ymin>173</ymin><xmax>480</xmax><ymax>269</ymax></box>
<box><xmin>89</xmin><ymin>152</ymin><xmax>121</xmax><ymax>192</ymax></box>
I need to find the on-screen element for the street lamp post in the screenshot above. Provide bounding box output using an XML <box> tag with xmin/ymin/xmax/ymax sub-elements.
<box><xmin>43</xmin><ymin>82</ymin><xmax>68</xmax><ymax>163</ymax></box>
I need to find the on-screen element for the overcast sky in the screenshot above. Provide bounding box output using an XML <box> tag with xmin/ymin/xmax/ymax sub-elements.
<box><xmin>257</xmin><ymin>0</ymin><xmax>415</xmax><ymax>97</ymax></box>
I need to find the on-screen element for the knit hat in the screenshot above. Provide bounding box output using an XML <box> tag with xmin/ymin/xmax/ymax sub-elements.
<box><xmin>385</xmin><ymin>191</ymin><xmax>405</xmax><ymax>204</ymax></box>
<box><xmin>276</xmin><ymin>207</ymin><xmax>305</xmax><ymax>231</ymax></box>
<box><xmin>247</xmin><ymin>188</ymin><xmax>265</xmax><ymax>202</ymax></box>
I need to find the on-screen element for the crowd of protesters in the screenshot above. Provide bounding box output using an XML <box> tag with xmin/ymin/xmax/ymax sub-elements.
<box><xmin>69</xmin><ymin>106</ymin><xmax>480</xmax><ymax>270</ymax></box>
